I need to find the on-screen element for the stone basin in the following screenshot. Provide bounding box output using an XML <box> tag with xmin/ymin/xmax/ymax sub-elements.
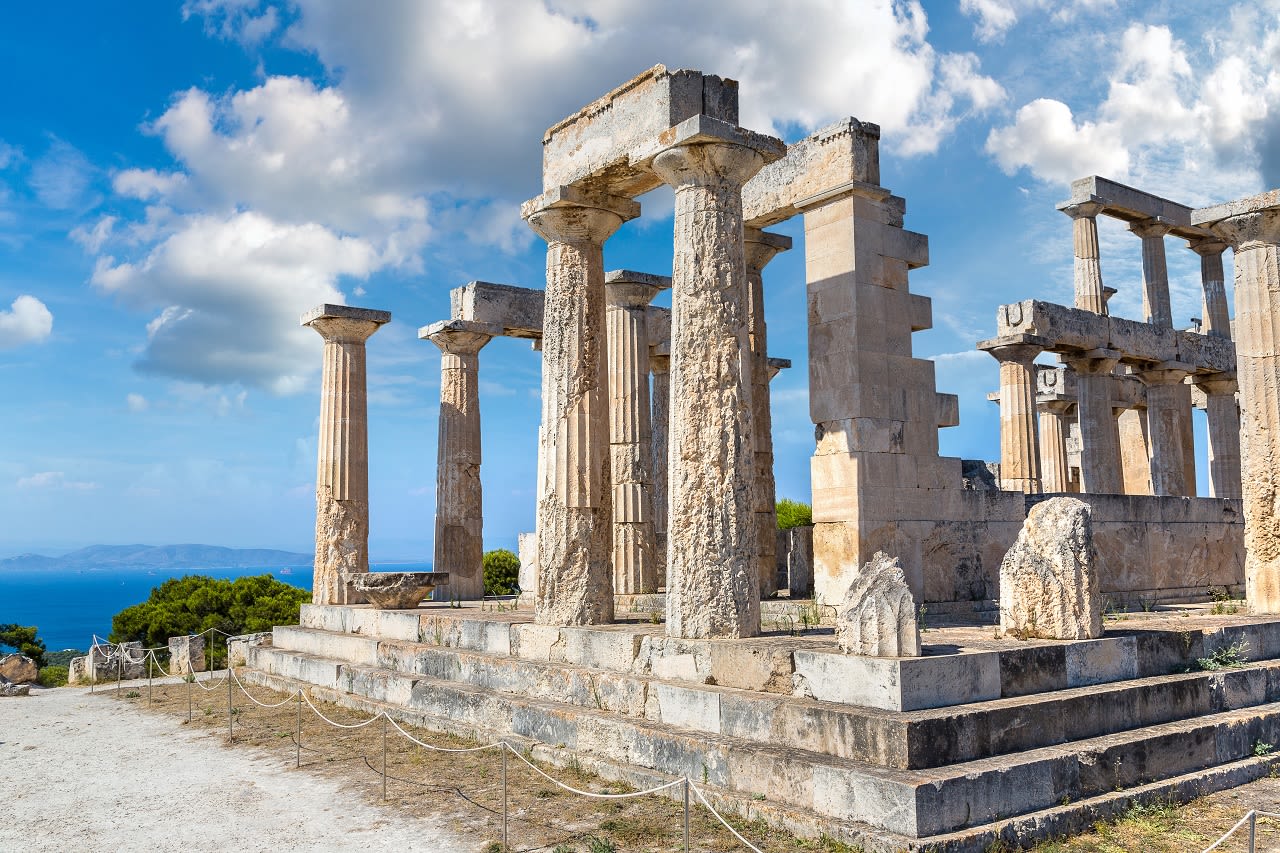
<box><xmin>347</xmin><ymin>572</ymin><xmax>450</xmax><ymax>609</ymax></box>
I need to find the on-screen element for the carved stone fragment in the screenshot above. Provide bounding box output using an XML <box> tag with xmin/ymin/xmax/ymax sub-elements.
<box><xmin>999</xmin><ymin>497</ymin><xmax>1102</xmax><ymax>640</ymax></box>
<box><xmin>835</xmin><ymin>552</ymin><xmax>921</xmax><ymax>657</ymax></box>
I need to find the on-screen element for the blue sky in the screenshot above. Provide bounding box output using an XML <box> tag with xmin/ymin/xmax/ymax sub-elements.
<box><xmin>2</xmin><ymin>1</ymin><xmax>1277</xmax><ymax>558</ymax></box>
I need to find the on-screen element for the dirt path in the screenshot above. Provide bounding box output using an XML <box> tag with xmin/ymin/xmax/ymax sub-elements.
<box><xmin>0</xmin><ymin>685</ymin><xmax>465</xmax><ymax>853</ymax></box>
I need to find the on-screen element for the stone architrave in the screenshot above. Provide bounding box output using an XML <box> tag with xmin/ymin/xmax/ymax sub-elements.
<box><xmin>1131</xmin><ymin>218</ymin><xmax>1174</xmax><ymax>327</ymax></box>
<box><xmin>167</xmin><ymin>634</ymin><xmax>206</xmax><ymax>676</ymax></box>
<box><xmin>1196</xmin><ymin>374</ymin><xmax>1242</xmax><ymax>500</ymax></box>
<box><xmin>301</xmin><ymin>304</ymin><xmax>391</xmax><ymax>606</ymax></box>
<box><xmin>835</xmin><ymin>551</ymin><xmax>921</xmax><ymax>657</ymax></box>
<box><xmin>999</xmin><ymin>497</ymin><xmax>1102</xmax><ymax>640</ymax></box>
<box><xmin>1061</xmin><ymin>350</ymin><xmax>1123</xmax><ymax>494</ymax></box>
<box><xmin>604</xmin><ymin>271</ymin><xmax>666</xmax><ymax>595</ymax></box>
<box><xmin>1138</xmin><ymin>362</ymin><xmax>1194</xmax><ymax>496</ymax></box>
<box><xmin>649</xmin><ymin>118</ymin><xmax>783</xmax><ymax>639</ymax></box>
<box><xmin>1057</xmin><ymin>198</ymin><xmax>1107</xmax><ymax>313</ymax></box>
<box><xmin>979</xmin><ymin>334</ymin><xmax>1049</xmax><ymax>493</ymax></box>
<box><xmin>1191</xmin><ymin>239</ymin><xmax>1232</xmax><ymax>338</ymax></box>
<box><xmin>422</xmin><ymin>319</ymin><xmax>499</xmax><ymax>600</ymax></box>
<box><xmin>650</xmin><ymin>350</ymin><xmax>670</xmax><ymax>589</ymax></box>
<box><xmin>744</xmin><ymin>227</ymin><xmax>791</xmax><ymax>597</ymax></box>
<box><xmin>522</xmin><ymin>186</ymin><xmax>639</xmax><ymax>626</ymax></box>
<box><xmin>1038</xmin><ymin>400</ymin><xmax>1074</xmax><ymax>493</ymax></box>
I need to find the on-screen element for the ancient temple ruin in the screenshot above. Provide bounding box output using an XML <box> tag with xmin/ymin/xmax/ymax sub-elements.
<box><xmin>259</xmin><ymin>66</ymin><xmax>1280</xmax><ymax>851</ymax></box>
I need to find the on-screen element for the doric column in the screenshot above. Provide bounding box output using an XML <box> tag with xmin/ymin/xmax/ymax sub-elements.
<box><xmin>1117</xmin><ymin>407</ymin><xmax>1152</xmax><ymax>495</ymax></box>
<box><xmin>301</xmin><ymin>304</ymin><xmax>390</xmax><ymax>606</ymax></box>
<box><xmin>522</xmin><ymin>186</ymin><xmax>639</xmax><ymax>626</ymax></box>
<box><xmin>649</xmin><ymin>122</ymin><xmax>781</xmax><ymax>639</ymax></box>
<box><xmin>1057</xmin><ymin>198</ymin><xmax>1107</xmax><ymax>313</ymax></box>
<box><xmin>1138</xmin><ymin>362</ymin><xmax>1194</xmax><ymax>496</ymax></box>
<box><xmin>979</xmin><ymin>334</ymin><xmax>1048</xmax><ymax>493</ymax></box>
<box><xmin>1196</xmin><ymin>374</ymin><xmax>1242</xmax><ymax>500</ymax></box>
<box><xmin>649</xmin><ymin>349</ymin><xmax>670</xmax><ymax>590</ymax></box>
<box><xmin>744</xmin><ymin>227</ymin><xmax>791</xmax><ymax>598</ymax></box>
<box><xmin>1062</xmin><ymin>350</ymin><xmax>1124</xmax><ymax>494</ymax></box>
<box><xmin>1038</xmin><ymin>400</ymin><xmax>1074</xmax><ymax>493</ymax></box>
<box><xmin>1131</xmin><ymin>218</ymin><xmax>1174</xmax><ymax>327</ymax></box>
<box><xmin>604</xmin><ymin>271</ymin><xmax>666</xmax><ymax>595</ymax></box>
<box><xmin>421</xmin><ymin>320</ymin><xmax>498</xmax><ymax>600</ymax></box>
<box><xmin>1191</xmin><ymin>238</ymin><xmax>1232</xmax><ymax>338</ymax></box>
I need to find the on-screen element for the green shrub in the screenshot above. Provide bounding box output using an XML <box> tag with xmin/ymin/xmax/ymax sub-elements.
<box><xmin>44</xmin><ymin>649</ymin><xmax>84</xmax><ymax>667</ymax></box>
<box><xmin>776</xmin><ymin>498</ymin><xmax>813</xmax><ymax>530</ymax></box>
<box><xmin>37</xmin><ymin>665</ymin><xmax>68</xmax><ymax>687</ymax></box>
<box><xmin>483</xmin><ymin>549</ymin><xmax>521</xmax><ymax>596</ymax></box>
<box><xmin>0</xmin><ymin>624</ymin><xmax>47</xmax><ymax>667</ymax></box>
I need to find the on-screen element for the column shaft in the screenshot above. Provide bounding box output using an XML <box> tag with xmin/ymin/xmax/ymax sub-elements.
<box><xmin>650</xmin><ymin>353</ymin><xmax>670</xmax><ymax>589</ymax></box>
<box><xmin>1132</xmin><ymin>219</ymin><xmax>1174</xmax><ymax>327</ymax></box>
<box><xmin>980</xmin><ymin>338</ymin><xmax>1045</xmax><ymax>493</ymax></box>
<box><xmin>1198</xmin><ymin>376</ymin><xmax>1242</xmax><ymax>500</ymax></box>
<box><xmin>1193</xmin><ymin>240</ymin><xmax>1232</xmax><ymax>338</ymax></box>
<box><xmin>1141</xmin><ymin>367</ymin><xmax>1192</xmax><ymax>496</ymax></box>
<box><xmin>1059</xmin><ymin>200</ymin><xmax>1107</xmax><ymax>313</ymax></box>
<box><xmin>1065</xmin><ymin>353</ymin><xmax>1124</xmax><ymax>494</ymax></box>
<box><xmin>1038</xmin><ymin>402</ymin><xmax>1073</xmax><ymax>493</ymax></box>
<box><xmin>1117</xmin><ymin>407</ymin><xmax>1152</xmax><ymax>495</ymax></box>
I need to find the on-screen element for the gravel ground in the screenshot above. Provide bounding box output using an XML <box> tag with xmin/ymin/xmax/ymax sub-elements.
<box><xmin>0</xmin><ymin>683</ymin><xmax>465</xmax><ymax>853</ymax></box>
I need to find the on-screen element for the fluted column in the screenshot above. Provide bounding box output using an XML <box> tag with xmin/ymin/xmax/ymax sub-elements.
<box><xmin>1196</xmin><ymin>374</ymin><xmax>1242</xmax><ymax>500</ymax></box>
<box><xmin>1038</xmin><ymin>400</ymin><xmax>1074</xmax><ymax>493</ymax></box>
<box><xmin>650</xmin><ymin>350</ymin><xmax>670</xmax><ymax>589</ymax></box>
<box><xmin>522</xmin><ymin>186</ymin><xmax>638</xmax><ymax>626</ymax></box>
<box><xmin>1062</xmin><ymin>350</ymin><xmax>1124</xmax><ymax>494</ymax></box>
<box><xmin>1191</xmin><ymin>238</ymin><xmax>1232</xmax><ymax>338</ymax></box>
<box><xmin>649</xmin><ymin>124</ymin><xmax>781</xmax><ymax>639</ymax></box>
<box><xmin>1058</xmin><ymin>199</ymin><xmax>1107</xmax><ymax>313</ymax></box>
<box><xmin>604</xmin><ymin>272</ymin><xmax>665</xmax><ymax>595</ymax></box>
<box><xmin>1131</xmin><ymin>218</ymin><xmax>1174</xmax><ymax>327</ymax></box>
<box><xmin>744</xmin><ymin>227</ymin><xmax>791</xmax><ymax>598</ymax></box>
<box><xmin>301</xmin><ymin>304</ymin><xmax>390</xmax><ymax>605</ymax></box>
<box><xmin>979</xmin><ymin>335</ymin><xmax>1048</xmax><ymax>493</ymax></box>
<box><xmin>421</xmin><ymin>320</ymin><xmax>497</xmax><ymax>600</ymax></box>
<box><xmin>1139</xmin><ymin>363</ymin><xmax>1193</xmax><ymax>496</ymax></box>
<box><xmin>1117</xmin><ymin>407</ymin><xmax>1152</xmax><ymax>495</ymax></box>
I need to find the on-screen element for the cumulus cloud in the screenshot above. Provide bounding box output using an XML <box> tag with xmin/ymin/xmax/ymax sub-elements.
<box><xmin>960</xmin><ymin>0</ymin><xmax>1117</xmax><ymax>43</ymax></box>
<box><xmin>987</xmin><ymin>98</ymin><xmax>1130</xmax><ymax>184</ymax></box>
<box><xmin>0</xmin><ymin>295</ymin><xmax>54</xmax><ymax>349</ymax></box>
<box><xmin>16</xmin><ymin>471</ymin><xmax>99</xmax><ymax>491</ymax></box>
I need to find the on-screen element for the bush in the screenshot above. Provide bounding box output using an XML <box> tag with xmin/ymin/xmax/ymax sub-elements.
<box><xmin>776</xmin><ymin>499</ymin><xmax>813</xmax><ymax>530</ymax></box>
<box><xmin>44</xmin><ymin>649</ymin><xmax>83</xmax><ymax>668</ymax></box>
<box><xmin>483</xmin><ymin>549</ymin><xmax>521</xmax><ymax>596</ymax></box>
<box><xmin>110</xmin><ymin>574</ymin><xmax>309</xmax><ymax>667</ymax></box>
<box><xmin>0</xmin><ymin>624</ymin><xmax>47</xmax><ymax>667</ymax></box>
<box><xmin>37</xmin><ymin>665</ymin><xmax>68</xmax><ymax>687</ymax></box>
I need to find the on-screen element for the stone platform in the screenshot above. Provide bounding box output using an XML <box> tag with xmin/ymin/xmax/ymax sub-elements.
<box><xmin>243</xmin><ymin>603</ymin><xmax>1280</xmax><ymax>851</ymax></box>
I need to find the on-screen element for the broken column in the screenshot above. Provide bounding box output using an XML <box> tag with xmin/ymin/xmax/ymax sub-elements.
<box><xmin>302</xmin><ymin>304</ymin><xmax>390</xmax><ymax>606</ymax></box>
<box><xmin>1196</xmin><ymin>374</ymin><xmax>1242</xmax><ymax>500</ymax></box>
<box><xmin>422</xmin><ymin>319</ymin><xmax>498</xmax><ymax>600</ymax></box>
<box><xmin>1058</xmin><ymin>198</ymin><xmax>1107</xmax><ymax>313</ymax></box>
<box><xmin>1139</xmin><ymin>362</ymin><xmax>1193</xmax><ymax>496</ymax></box>
<box><xmin>980</xmin><ymin>334</ymin><xmax>1048</xmax><ymax>493</ymax></box>
<box><xmin>1191</xmin><ymin>238</ymin><xmax>1232</xmax><ymax>338</ymax></box>
<box><xmin>999</xmin><ymin>497</ymin><xmax>1102</xmax><ymax>640</ymax></box>
<box><xmin>1194</xmin><ymin>193</ymin><xmax>1280</xmax><ymax>611</ymax></box>
<box><xmin>744</xmin><ymin>227</ymin><xmax>791</xmax><ymax>596</ymax></box>
<box><xmin>649</xmin><ymin>118</ymin><xmax>783</xmax><ymax>639</ymax></box>
<box><xmin>523</xmin><ymin>187</ymin><xmax>638</xmax><ymax>626</ymax></box>
<box><xmin>1062</xmin><ymin>350</ymin><xmax>1124</xmax><ymax>494</ymax></box>
<box><xmin>604</xmin><ymin>270</ymin><xmax>666</xmax><ymax>595</ymax></box>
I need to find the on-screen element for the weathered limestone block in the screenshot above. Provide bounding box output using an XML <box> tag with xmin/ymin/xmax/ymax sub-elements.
<box><xmin>86</xmin><ymin>642</ymin><xmax>145</xmax><ymax>680</ymax></box>
<box><xmin>835</xmin><ymin>552</ymin><xmax>921</xmax><ymax>657</ymax></box>
<box><xmin>776</xmin><ymin>525</ymin><xmax>814</xmax><ymax>597</ymax></box>
<box><xmin>168</xmin><ymin>634</ymin><xmax>206</xmax><ymax>676</ymax></box>
<box><xmin>517</xmin><ymin>531</ymin><xmax>538</xmax><ymax>602</ymax></box>
<box><xmin>0</xmin><ymin>678</ymin><xmax>30</xmax><ymax>697</ymax></box>
<box><xmin>348</xmin><ymin>571</ymin><xmax>447</xmax><ymax>609</ymax></box>
<box><xmin>227</xmin><ymin>632</ymin><xmax>272</xmax><ymax>668</ymax></box>
<box><xmin>0</xmin><ymin>653</ymin><xmax>38</xmax><ymax>684</ymax></box>
<box><xmin>68</xmin><ymin>656</ymin><xmax>88</xmax><ymax>684</ymax></box>
<box><xmin>999</xmin><ymin>497</ymin><xmax>1102</xmax><ymax>640</ymax></box>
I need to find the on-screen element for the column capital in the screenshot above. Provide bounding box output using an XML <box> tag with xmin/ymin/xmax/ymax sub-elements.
<box><xmin>1039</xmin><ymin>398</ymin><xmax>1076</xmax><ymax>416</ymax></box>
<box><xmin>301</xmin><ymin>304</ymin><xmax>391</xmax><ymax>343</ymax></box>
<box><xmin>418</xmin><ymin>319</ymin><xmax>500</xmax><ymax>355</ymax></box>
<box><xmin>1194</xmin><ymin>372</ymin><xmax>1239</xmax><ymax>395</ymax></box>
<box><xmin>1137</xmin><ymin>360</ymin><xmax>1195</xmax><ymax>386</ymax></box>
<box><xmin>1129</xmin><ymin>216</ymin><xmax>1174</xmax><ymax>240</ymax></box>
<box><xmin>1061</xmin><ymin>348</ymin><xmax>1122</xmax><ymax>375</ymax></box>
<box><xmin>647</xmin><ymin>116</ymin><xmax>785</xmax><ymax>191</ymax></box>
<box><xmin>977</xmin><ymin>333</ymin><xmax>1051</xmax><ymax>365</ymax></box>
<box><xmin>1189</xmin><ymin>237</ymin><xmax>1229</xmax><ymax>258</ymax></box>
<box><xmin>521</xmin><ymin>185</ymin><xmax>639</xmax><ymax>245</ymax></box>
<box><xmin>1192</xmin><ymin>191</ymin><xmax>1280</xmax><ymax>248</ymax></box>
<box><xmin>766</xmin><ymin>356</ymin><xmax>791</xmax><ymax>381</ymax></box>
<box><xmin>604</xmin><ymin>270</ymin><xmax>670</xmax><ymax>309</ymax></box>
<box><xmin>1057</xmin><ymin>196</ymin><xmax>1105</xmax><ymax>220</ymax></box>
<box><xmin>744</xmin><ymin>227</ymin><xmax>793</xmax><ymax>274</ymax></box>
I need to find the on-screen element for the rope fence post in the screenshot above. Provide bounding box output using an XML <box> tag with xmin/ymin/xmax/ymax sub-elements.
<box><xmin>684</xmin><ymin>777</ymin><xmax>690</xmax><ymax>853</ymax></box>
<box><xmin>1250</xmin><ymin>810</ymin><xmax>1257</xmax><ymax>852</ymax></box>
<box><xmin>227</xmin><ymin>663</ymin><xmax>234</xmax><ymax>743</ymax></box>
<box><xmin>147</xmin><ymin>652</ymin><xmax>153</xmax><ymax>706</ymax></box>
<box><xmin>296</xmin><ymin>690</ymin><xmax>302</xmax><ymax>768</ymax></box>
<box><xmin>382</xmin><ymin>713</ymin><xmax>388</xmax><ymax>801</ymax></box>
<box><xmin>116</xmin><ymin>646</ymin><xmax>123</xmax><ymax>696</ymax></box>
<box><xmin>187</xmin><ymin>661</ymin><xmax>193</xmax><ymax>722</ymax></box>
<box><xmin>501</xmin><ymin>744</ymin><xmax>509</xmax><ymax>851</ymax></box>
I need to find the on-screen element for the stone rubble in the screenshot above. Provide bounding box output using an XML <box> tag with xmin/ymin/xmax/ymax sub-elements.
<box><xmin>835</xmin><ymin>551</ymin><xmax>922</xmax><ymax>657</ymax></box>
<box><xmin>999</xmin><ymin>497</ymin><xmax>1102</xmax><ymax>640</ymax></box>
<box><xmin>0</xmin><ymin>654</ymin><xmax>37</xmax><ymax>684</ymax></box>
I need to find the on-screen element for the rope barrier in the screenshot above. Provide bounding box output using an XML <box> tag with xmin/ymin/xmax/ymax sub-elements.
<box><xmin>386</xmin><ymin>717</ymin><xmax>503</xmax><ymax>755</ymax></box>
<box><xmin>299</xmin><ymin>692</ymin><xmax>384</xmax><ymax>729</ymax></box>
<box><xmin>505</xmin><ymin>745</ymin><xmax>686</xmax><ymax>800</ymax></box>
<box><xmin>228</xmin><ymin>668</ymin><xmax>300</xmax><ymax>709</ymax></box>
<box><xmin>691</xmin><ymin>781</ymin><xmax>767</xmax><ymax>853</ymax></box>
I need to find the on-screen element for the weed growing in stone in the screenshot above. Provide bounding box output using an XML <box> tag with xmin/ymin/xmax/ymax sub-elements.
<box><xmin>1255</xmin><ymin>740</ymin><xmax>1274</xmax><ymax>756</ymax></box>
<box><xmin>1197</xmin><ymin>638</ymin><xmax>1250</xmax><ymax>670</ymax></box>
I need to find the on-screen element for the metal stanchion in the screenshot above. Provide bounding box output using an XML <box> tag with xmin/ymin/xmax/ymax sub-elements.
<box><xmin>684</xmin><ymin>778</ymin><xmax>690</xmax><ymax>853</ymax></box>
<box><xmin>382</xmin><ymin>714</ymin><xmax>388</xmax><ymax>800</ymax></box>
<box><xmin>147</xmin><ymin>654</ymin><xmax>153</xmax><ymax>706</ymax></box>
<box><xmin>295</xmin><ymin>691</ymin><xmax>302</xmax><ymax>768</ymax></box>
<box><xmin>187</xmin><ymin>662</ymin><xmax>193</xmax><ymax>722</ymax></box>
<box><xmin>116</xmin><ymin>648</ymin><xmax>123</xmax><ymax>696</ymax></box>
<box><xmin>1250</xmin><ymin>811</ymin><xmax>1257</xmax><ymax>852</ymax></box>
<box><xmin>227</xmin><ymin>664</ymin><xmax>234</xmax><ymax>742</ymax></box>
<box><xmin>501</xmin><ymin>745</ymin><xmax>509</xmax><ymax>851</ymax></box>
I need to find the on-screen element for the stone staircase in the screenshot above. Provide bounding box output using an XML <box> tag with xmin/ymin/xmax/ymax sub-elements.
<box><xmin>244</xmin><ymin>604</ymin><xmax>1280</xmax><ymax>851</ymax></box>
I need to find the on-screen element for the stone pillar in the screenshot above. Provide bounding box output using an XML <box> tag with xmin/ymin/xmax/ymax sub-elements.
<box><xmin>1139</xmin><ymin>363</ymin><xmax>1193</xmax><ymax>496</ymax></box>
<box><xmin>522</xmin><ymin>186</ymin><xmax>639</xmax><ymax>626</ymax></box>
<box><xmin>421</xmin><ymin>319</ymin><xmax>497</xmax><ymax>600</ymax></box>
<box><xmin>1196</xmin><ymin>374</ymin><xmax>1242</xmax><ymax>500</ymax></box>
<box><xmin>1195</xmin><ymin>198</ymin><xmax>1280</xmax><ymax>611</ymax></box>
<box><xmin>301</xmin><ymin>304</ymin><xmax>390</xmax><ymax>606</ymax></box>
<box><xmin>649</xmin><ymin>124</ymin><xmax>779</xmax><ymax>639</ymax></box>
<box><xmin>650</xmin><ymin>350</ymin><xmax>670</xmax><ymax>589</ymax></box>
<box><xmin>1131</xmin><ymin>218</ymin><xmax>1174</xmax><ymax>327</ymax></box>
<box><xmin>604</xmin><ymin>271</ymin><xmax>665</xmax><ymax>595</ymax></box>
<box><xmin>1058</xmin><ymin>198</ymin><xmax>1107</xmax><ymax>313</ymax></box>
<box><xmin>1191</xmin><ymin>238</ymin><xmax>1232</xmax><ymax>338</ymax></box>
<box><xmin>1062</xmin><ymin>350</ymin><xmax>1124</xmax><ymax>494</ymax></box>
<box><xmin>979</xmin><ymin>335</ymin><xmax>1048</xmax><ymax>493</ymax></box>
<box><xmin>1117</xmin><ymin>407</ymin><xmax>1152</xmax><ymax>495</ymax></box>
<box><xmin>744</xmin><ymin>227</ymin><xmax>791</xmax><ymax>597</ymax></box>
<box><xmin>1038</xmin><ymin>400</ymin><xmax>1074</xmax><ymax>493</ymax></box>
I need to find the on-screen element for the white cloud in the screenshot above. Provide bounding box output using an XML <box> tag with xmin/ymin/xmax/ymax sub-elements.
<box><xmin>986</xmin><ymin>98</ymin><xmax>1130</xmax><ymax>185</ymax></box>
<box><xmin>960</xmin><ymin>0</ymin><xmax>1117</xmax><ymax>43</ymax></box>
<box><xmin>126</xmin><ymin>393</ymin><xmax>149</xmax><ymax>412</ymax></box>
<box><xmin>16</xmin><ymin>471</ymin><xmax>99</xmax><ymax>491</ymax></box>
<box><xmin>182</xmin><ymin>0</ymin><xmax>279</xmax><ymax>45</ymax></box>
<box><xmin>29</xmin><ymin>138</ymin><xmax>99</xmax><ymax>210</ymax></box>
<box><xmin>0</xmin><ymin>141</ymin><xmax>18</xmax><ymax>170</ymax></box>
<box><xmin>0</xmin><ymin>295</ymin><xmax>54</xmax><ymax>349</ymax></box>
<box><xmin>113</xmin><ymin>169</ymin><xmax>188</xmax><ymax>201</ymax></box>
<box><xmin>70</xmin><ymin>215</ymin><xmax>117</xmax><ymax>253</ymax></box>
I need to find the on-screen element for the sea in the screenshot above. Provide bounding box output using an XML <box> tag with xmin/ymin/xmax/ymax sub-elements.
<box><xmin>0</xmin><ymin>562</ymin><xmax>431</xmax><ymax>653</ymax></box>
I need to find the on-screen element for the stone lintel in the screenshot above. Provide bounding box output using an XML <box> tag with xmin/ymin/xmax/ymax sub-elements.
<box><xmin>977</xmin><ymin>333</ymin><xmax>1052</xmax><ymax>356</ymax></box>
<box><xmin>450</xmin><ymin>281</ymin><xmax>545</xmax><ymax>340</ymax></box>
<box><xmin>300</xmin><ymin>304</ymin><xmax>391</xmax><ymax>328</ymax></box>
<box><xmin>521</xmin><ymin>184</ymin><xmax>641</xmax><ymax>223</ymax></box>
<box><xmin>1192</xmin><ymin>189</ymin><xmax>1280</xmax><ymax>228</ymax></box>
<box><xmin>744</xmin><ymin>228</ymin><xmax>793</xmax><ymax>253</ymax></box>
<box><xmin>766</xmin><ymin>357</ymin><xmax>792</xmax><ymax>371</ymax></box>
<box><xmin>604</xmin><ymin>269</ymin><xmax>672</xmax><ymax>289</ymax></box>
<box><xmin>417</xmin><ymin>319</ymin><xmax>502</xmax><ymax>341</ymax></box>
<box><xmin>1068</xmin><ymin>175</ymin><xmax>1214</xmax><ymax>240</ymax></box>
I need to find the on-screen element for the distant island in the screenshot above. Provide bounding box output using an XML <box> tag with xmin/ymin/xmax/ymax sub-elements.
<box><xmin>0</xmin><ymin>544</ymin><xmax>312</xmax><ymax>572</ymax></box>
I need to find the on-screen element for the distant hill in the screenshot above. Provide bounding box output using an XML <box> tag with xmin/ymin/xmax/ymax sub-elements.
<box><xmin>0</xmin><ymin>544</ymin><xmax>312</xmax><ymax>572</ymax></box>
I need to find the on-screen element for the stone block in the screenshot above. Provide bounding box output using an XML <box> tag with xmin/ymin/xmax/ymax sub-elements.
<box><xmin>450</xmin><ymin>281</ymin><xmax>545</xmax><ymax>339</ymax></box>
<box><xmin>792</xmin><ymin>649</ymin><xmax>1000</xmax><ymax>711</ymax></box>
<box><xmin>655</xmin><ymin>683</ymin><xmax>722</xmax><ymax>733</ymax></box>
<box><xmin>227</xmin><ymin>632</ymin><xmax>271</xmax><ymax>668</ymax></box>
<box><xmin>836</xmin><ymin>552</ymin><xmax>921</xmax><ymax>657</ymax></box>
<box><xmin>511</xmin><ymin>624</ymin><xmax>563</xmax><ymax>661</ymax></box>
<box><xmin>167</xmin><ymin>634</ymin><xmax>206</xmax><ymax>676</ymax></box>
<box><xmin>1000</xmin><ymin>498</ymin><xmax>1103</xmax><ymax>641</ymax></box>
<box><xmin>1064</xmin><ymin>636</ymin><xmax>1139</xmax><ymax>686</ymax></box>
<box><xmin>0</xmin><ymin>654</ymin><xmax>38</xmax><ymax>684</ymax></box>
